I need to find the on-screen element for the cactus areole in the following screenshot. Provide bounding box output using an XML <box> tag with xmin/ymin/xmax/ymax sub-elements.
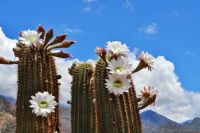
<box><xmin>0</xmin><ymin>25</ymin><xmax>75</xmax><ymax>133</ymax></box>
<box><xmin>70</xmin><ymin>41</ymin><xmax>157</xmax><ymax>133</ymax></box>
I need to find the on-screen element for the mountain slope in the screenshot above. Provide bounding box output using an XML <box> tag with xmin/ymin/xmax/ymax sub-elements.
<box><xmin>141</xmin><ymin>110</ymin><xmax>200</xmax><ymax>133</ymax></box>
<box><xmin>0</xmin><ymin>95</ymin><xmax>200</xmax><ymax>133</ymax></box>
<box><xmin>141</xmin><ymin>110</ymin><xmax>180</xmax><ymax>133</ymax></box>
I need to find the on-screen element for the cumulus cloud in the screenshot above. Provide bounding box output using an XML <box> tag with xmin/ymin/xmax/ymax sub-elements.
<box><xmin>132</xmin><ymin>55</ymin><xmax>200</xmax><ymax>122</ymax></box>
<box><xmin>0</xmin><ymin>27</ymin><xmax>200</xmax><ymax>122</ymax></box>
<box><xmin>0</xmin><ymin>27</ymin><xmax>17</xmax><ymax>98</ymax></box>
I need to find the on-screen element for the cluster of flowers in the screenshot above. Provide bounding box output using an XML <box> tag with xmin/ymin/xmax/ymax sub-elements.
<box><xmin>105</xmin><ymin>41</ymin><xmax>132</xmax><ymax>95</ymax></box>
<box><xmin>96</xmin><ymin>41</ymin><xmax>154</xmax><ymax>96</ymax></box>
<box><xmin>28</xmin><ymin>40</ymin><xmax>155</xmax><ymax>117</ymax></box>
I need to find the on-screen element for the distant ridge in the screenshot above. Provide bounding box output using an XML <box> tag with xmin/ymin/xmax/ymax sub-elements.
<box><xmin>0</xmin><ymin>95</ymin><xmax>199</xmax><ymax>132</ymax></box>
<box><xmin>141</xmin><ymin>110</ymin><xmax>200</xmax><ymax>133</ymax></box>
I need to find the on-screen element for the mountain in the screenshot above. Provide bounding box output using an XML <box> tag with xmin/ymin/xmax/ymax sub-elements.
<box><xmin>141</xmin><ymin>110</ymin><xmax>180</xmax><ymax>133</ymax></box>
<box><xmin>0</xmin><ymin>96</ymin><xmax>16</xmax><ymax>133</ymax></box>
<box><xmin>141</xmin><ymin>110</ymin><xmax>200</xmax><ymax>133</ymax></box>
<box><xmin>0</xmin><ymin>95</ymin><xmax>16</xmax><ymax>116</ymax></box>
<box><xmin>60</xmin><ymin>106</ymin><xmax>71</xmax><ymax>132</ymax></box>
<box><xmin>0</xmin><ymin>95</ymin><xmax>16</xmax><ymax>104</ymax></box>
<box><xmin>181</xmin><ymin>120</ymin><xmax>193</xmax><ymax>125</ymax></box>
<box><xmin>181</xmin><ymin>118</ymin><xmax>200</xmax><ymax>132</ymax></box>
<box><xmin>0</xmin><ymin>95</ymin><xmax>200</xmax><ymax>133</ymax></box>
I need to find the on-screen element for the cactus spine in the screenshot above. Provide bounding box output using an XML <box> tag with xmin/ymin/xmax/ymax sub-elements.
<box><xmin>0</xmin><ymin>25</ymin><xmax>75</xmax><ymax>133</ymax></box>
<box><xmin>93</xmin><ymin>59</ymin><xmax>141</xmax><ymax>133</ymax></box>
<box><xmin>70</xmin><ymin>43</ymin><xmax>157</xmax><ymax>133</ymax></box>
<box><xmin>70</xmin><ymin>63</ymin><xmax>93</xmax><ymax>133</ymax></box>
<box><xmin>16</xmin><ymin>48</ymin><xmax>61</xmax><ymax>132</ymax></box>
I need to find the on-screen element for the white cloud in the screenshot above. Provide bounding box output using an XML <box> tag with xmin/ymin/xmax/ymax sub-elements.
<box><xmin>0</xmin><ymin>27</ymin><xmax>17</xmax><ymax>98</ymax></box>
<box><xmin>123</xmin><ymin>0</ymin><xmax>134</xmax><ymax>12</ymax></box>
<box><xmin>132</xmin><ymin>56</ymin><xmax>200</xmax><ymax>123</ymax></box>
<box><xmin>138</xmin><ymin>23</ymin><xmax>158</xmax><ymax>36</ymax></box>
<box><xmin>65</xmin><ymin>28</ymin><xmax>83</xmax><ymax>33</ymax></box>
<box><xmin>144</xmin><ymin>23</ymin><xmax>158</xmax><ymax>35</ymax></box>
<box><xmin>0</xmin><ymin>27</ymin><xmax>200</xmax><ymax>123</ymax></box>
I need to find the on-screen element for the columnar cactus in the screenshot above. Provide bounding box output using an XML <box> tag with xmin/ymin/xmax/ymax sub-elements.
<box><xmin>0</xmin><ymin>25</ymin><xmax>75</xmax><ymax>133</ymax></box>
<box><xmin>93</xmin><ymin>59</ymin><xmax>142</xmax><ymax>133</ymax></box>
<box><xmin>69</xmin><ymin>63</ymin><xmax>93</xmax><ymax>133</ymax></box>
<box><xmin>70</xmin><ymin>41</ymin><xmax>157</xmax><ymax>133</ymax></box>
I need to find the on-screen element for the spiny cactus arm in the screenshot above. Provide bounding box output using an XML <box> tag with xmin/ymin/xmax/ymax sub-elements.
<box><xmin>47</xmin><ymin>40</ymin><xmax>75</xmax><ymax>50</ymax></box>
<box><xmin>94</xmin><ymin>59</ymin><xmax>116</xmax><ymax>133</ymax></box>
<box><xmin>70</xmin><ymin>63</ymin><xmax>93</xmax><ymax>133</ymax></box>
<box><xmin>50</xmin><ymin>51</ymin><xmax>72</xmax><ymax>58</ymax></box>
<box><xmin>0</xmin><ymin>57</ymin><xmax>18</xmax><ymax>64</ymax></box>
<box><xmin>69</xmin><ymin>62</ymin><xmax>77</xmax><ymax>76</ymax></box>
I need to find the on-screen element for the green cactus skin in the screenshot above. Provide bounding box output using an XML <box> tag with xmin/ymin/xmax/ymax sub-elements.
<box><xmin>70</xmin><ymin>59</ymin><xmax>142</xmax><ymax>133</ymax></box>
<box><xmin>0</xmin><ymin>25</ymin><xmax>75</xmax><ymax>133</ymax></box>
<box><xmin>70</xmin><ymin>63</ymin><xmax>93</xmax><ymax>133</ymax></box>
<box><xmin>93</xmin><ymin>59</ymin><xmax>142</xmax><ymax>133</ymax></box>
<box><xmin>16</xmin><ymin>48</ymin><xmax>61</xmax><ymax>133</ymax></box>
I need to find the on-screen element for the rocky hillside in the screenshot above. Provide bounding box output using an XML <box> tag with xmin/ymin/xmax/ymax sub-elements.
<box><xmin>0</xmin><ymin>95</ymin><xmax>200</xmax><ymax>133</ymax></box>
<box><xmin>141</xmin><ymin>110</ymin><xmax>200</xmax><ymax>133</ymax></box>
<box><xmin>0</xmin><ymin>95</ymin><xmax>16</xmax><ymax>133</ymax></box>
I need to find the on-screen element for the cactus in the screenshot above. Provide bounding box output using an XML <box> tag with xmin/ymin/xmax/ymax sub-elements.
<box><xmin>0</xmin><ymin>25</ymin><xmax>75</xmax><ymax>133</ymax></box>
<box><xmin>92</xmin><ymin>59</ymin><xmax>142</xmax><ymax>133</ymax></box>
<box><xmin>70</xmin><ymin>42</ymin><xmax>157</xmax><ymax>133</ymax></box>
<box><xmin>69</xmin><ymin>63</ymin><xmax>94</xmax><ymax>133</ymax></box>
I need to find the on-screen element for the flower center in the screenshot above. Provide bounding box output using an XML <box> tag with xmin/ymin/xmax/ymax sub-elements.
<box><xmin>38</xmin><ymin>100</ymin><xmax>48</xmax><ymax>108</ymax></box>
<box><xmin>113</xmin><ymin>80</ymin><xmax>123</xmax><ymax>88</ymax></box>
<box><xmin>28</xmin><ymin>36</ymin><xmax>36</xmax><ymax>43</ymax></box>
<box><xmin>115</xmin><ymin>66</ymin><xmax>124</xmax><ymax>73</ymax></box>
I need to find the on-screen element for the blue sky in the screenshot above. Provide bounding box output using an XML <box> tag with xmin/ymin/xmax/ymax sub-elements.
<box><xmin>0</xmin><ymin>0</ymin><xmax>200</xmax><ymax>93</ymax></box>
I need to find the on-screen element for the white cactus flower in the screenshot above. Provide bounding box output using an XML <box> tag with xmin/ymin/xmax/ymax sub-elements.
<box><xmin>29</xmin><ymin>91</ymin><xmax>58</xmax><ymax>117</ymax></box>
<box><xmin>19</xmin><ymin>30</ymin><xmax>43</xmax><ymax>46</ymax></box>
<box><xmin>105</xmin><ymin>74</ymin><xmax>131</xmax><ymax>95</ymax></box>
<box><xmin>107</xmin><ymin>57</ymin><xmax>132</xmax><ymax>75</ymax></box>
<box><xmin>106</xmin><ymin>41</ymin><xmax>129</xmax><ymax>55</ymax></box>
<box><xmin>139</xmin><ymin>51</ymin><xmax>154</xmax><ymax>71</ymax></box>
